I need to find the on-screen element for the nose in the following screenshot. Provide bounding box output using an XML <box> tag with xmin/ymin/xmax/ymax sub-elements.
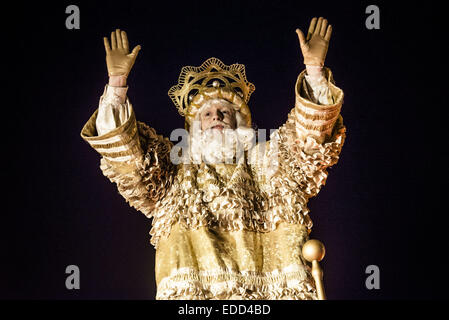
<box><xmin>212</xmin><ymin>110</ymin><xmax>224</xmax><ymax>121</ymax></box>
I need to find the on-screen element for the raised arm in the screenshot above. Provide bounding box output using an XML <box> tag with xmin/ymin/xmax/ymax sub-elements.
<box><xmin>278</xmin><ymin>17</ymin><xmax>345</xmax><ymax>198</ymax></box>
<box><xmin>256</xmin><ymin>18</ymin><xmax>346</xmax><ymax>203</ymax></box>
<box><xmin>95</xmin><ymin>29</ymin><xmax>141</xmax><ymax>135</ymax></box>
<box><xmin>81</xmin><ymin>29</ymin><xmax>175</xmax><ymax>217</ymax></box>
<box><xmin>293</xmin><ymin>17</ymin><xmax>343</xmax><ymax>143</ymax></box>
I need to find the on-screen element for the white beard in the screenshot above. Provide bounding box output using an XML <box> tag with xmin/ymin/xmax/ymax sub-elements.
<box><xmin>189</xmin><ymin>126</ymin><xmax>255</xmax><ymax>164</ymax></box>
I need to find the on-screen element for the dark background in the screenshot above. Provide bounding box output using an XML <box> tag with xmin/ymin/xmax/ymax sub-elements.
<box><xmin>4</xmin><ymin>0</ymin><xmax>447</xmax><ymax>300</ymax></box>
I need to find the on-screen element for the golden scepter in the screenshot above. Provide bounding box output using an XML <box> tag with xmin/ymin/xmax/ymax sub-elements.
<box><xmin>302</xmin><ymin>239</ymin><xmax>326</xmax><ymax>300</ymax></box>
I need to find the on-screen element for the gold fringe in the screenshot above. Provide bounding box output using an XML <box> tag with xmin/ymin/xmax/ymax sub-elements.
<box><xmin>148</xmin><ymin>114</ymin><xmax>345</xmax><ymax>248</ymax></box>
<box><xmin>157</xmin><ymin>268</ymin><xmax>317</xmax><ymax>300</ymax></box>
<box><xmin>100</xmin><ymin>121</ymin><xmax>175</xmax><ymax>217</ymax></box>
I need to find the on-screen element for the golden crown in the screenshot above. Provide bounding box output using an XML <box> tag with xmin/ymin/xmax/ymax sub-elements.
<box><xmin>168</xmin><ymin>57</ymin><xmax>255</xmax><ymax>130</ymax></box>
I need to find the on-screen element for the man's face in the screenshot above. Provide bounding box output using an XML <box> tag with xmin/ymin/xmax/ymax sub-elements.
<box><xmin>200</xmin><ymin>102</ymin><xmax>237</xmax><ymax>131</ymax></box>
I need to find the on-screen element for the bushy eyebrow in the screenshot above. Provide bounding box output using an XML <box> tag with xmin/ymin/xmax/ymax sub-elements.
<box><xmin>201</xmin><ymin>104</ymin><xmax>234</xmax><ymax>116</ymax></box>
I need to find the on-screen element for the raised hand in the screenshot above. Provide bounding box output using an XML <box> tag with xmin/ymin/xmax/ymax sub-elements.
<box><xmin>103</xmin><ymin>29</ymin><xmax>141</xmax><ymax>77</ymax></box>
<box><xmin>296</xmin><ymin>17</ymin><xmax>332</xmax><ymax>67</ymax></box>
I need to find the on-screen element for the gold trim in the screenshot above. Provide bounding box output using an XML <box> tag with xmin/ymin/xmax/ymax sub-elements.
<box><xmin>101</xmin><ymin>144</ymin><xmax>141</xmax><ymax>158</ymax></box>
<box><xmin>168</xmin><ymin>57</ymin><xmax>255</xmax><ymax>130</ymax></box>
<box><xmin>160</xmin><ymin>267</ymin><xmax>311</xmax><ymax>285</ymax></box>
<box><xmin>91</xmin><ymin>125</ymin><xmax>138</xmax><ymax>150</ymax></box>
<box><xmin>296</xmin><ymin>118</ymin><xmax>337</xmax><ymax>132</ymax></box>
<box><xmin>156</xmin><ymin>267</ymin><xmax>317</xmax><ymax>300</ymax></box>
<box><xmin>81</xmin><ymin>106</ymin><xmax>136</xmax><ymax>142</ymax></box>
<box><xmin>295</xmin><ymin>68</ymin><xmax>343</xmax><ymax>112</ymax></box>
<box><xmin>295</xmin><ymin>105</ymin><xmax>341</xmax><ymax>121</ymax></box>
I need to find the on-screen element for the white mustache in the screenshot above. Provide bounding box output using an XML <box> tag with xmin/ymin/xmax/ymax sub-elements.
<box><xmin>206</xmin><ymin>122</ymin><xmax>231</xmax><ymax>130</ymax></box>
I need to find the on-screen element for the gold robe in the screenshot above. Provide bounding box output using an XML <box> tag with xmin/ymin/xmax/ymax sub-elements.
<box><xmin>81</xmin><ymin>68</ymin><xmax>346</xmax><ymax>299</ymax></box>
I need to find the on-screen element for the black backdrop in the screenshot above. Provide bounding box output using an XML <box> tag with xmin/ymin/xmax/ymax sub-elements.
<box><xmin>4</xmin><ymin>0</ymin><xmax>447</xmax><ymax>300</ymax></box>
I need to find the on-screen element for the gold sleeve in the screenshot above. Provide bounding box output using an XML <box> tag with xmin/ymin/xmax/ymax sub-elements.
<box><xmin>80</xmin><ymin>102</ymin><xmax>175</xmax><ymax>217</ymax></box>
<box><xmin>276</xmin><ymin>68</ymin><xmax>346</xmax><ymax>199</ymax></box>
<box><xmin>294</xmin><ymin>67</ymin><xmax>344</xmax><ymax>144</ymax></box>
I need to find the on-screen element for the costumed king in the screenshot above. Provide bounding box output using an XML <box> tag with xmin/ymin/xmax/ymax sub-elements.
<box><xmin>81</xmin><ymin>17</ymin><xmax>346</xmax><ymax>299</ymax></box>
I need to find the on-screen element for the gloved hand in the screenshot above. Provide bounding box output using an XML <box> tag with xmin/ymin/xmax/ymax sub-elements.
<box><xmin>103</xmin><ymin>29</ymin><xmax>141</xmax><ymax>77</ymax></box>
<box><xmin>296</xmin><ymin>17</ymin><xmax>332</xmax><ymax>67</ymax></box>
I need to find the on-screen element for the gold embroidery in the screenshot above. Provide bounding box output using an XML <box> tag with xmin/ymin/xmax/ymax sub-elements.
<box><xmin>295</xmin><ymin>68</ymin><xmax>344</xmax><ymax>112</ymax></box>
<box><xmin>295</xmin><ymin>118</ymin><xmax>337</xmax><ymax>132</ymax></box>
<box><xmin>81</xmin><ymin>108</ymin><xmax>136</xmax><ymax>142</ymax></box>
<box><xmin>101</xmin><ymin>144</ymin><xmax>141</xmax><ymax>158</ymax></box>
<box><xmin>91</xmin><ymin>125</ymin><xmax>138</xmax><ymax>150</ymax></box>
<box><xmin>295</xmin><ymin>104</ymin><xmax>341</xmax><ymax>121</ymax></box>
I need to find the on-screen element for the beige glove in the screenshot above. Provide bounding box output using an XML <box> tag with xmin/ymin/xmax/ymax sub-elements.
<box><xmin>103</xmin><ymin>29</ymin><xmax>141</xmax><ymax>77</ymax></box>
<box><xmin>296</xmin><ymin>17</ymin><xmax>332</xmax><ymax>67</ymax></box>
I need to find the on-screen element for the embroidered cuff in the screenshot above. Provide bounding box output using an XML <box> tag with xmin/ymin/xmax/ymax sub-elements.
<box><xmin>294</xmin><ymin>68</ymin><xmax>343</xmax><ymax>142</ymax></box>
